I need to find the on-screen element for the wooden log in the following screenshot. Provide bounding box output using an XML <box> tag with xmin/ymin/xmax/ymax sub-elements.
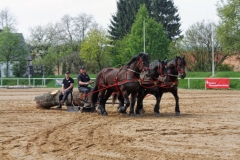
<box><xmin>34</xmin><ymin>90</ymin><xmax>117</xmax><ymax>109</ymax></box>
<box><xmin>34</xmin><ymin>90</ymin><xmax>85</xmax><ymax>109</ymax></box>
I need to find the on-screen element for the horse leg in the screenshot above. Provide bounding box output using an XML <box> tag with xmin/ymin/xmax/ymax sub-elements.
<box><xmin>154</xmin><ymin>89</ymin><xmax>162</xmax><ymax>117</ymax></box>
<box><xmin>139</xmin><ymin>91</ymin><xmax>149</xmax><ymax>114</ymax></box>
<box><xmin>172</xmin><ymin>89</ymin><xmax>180</xmax><ymax>116</ymax></box>
<box><xmin>117</xmin><ymin>94</ymin><xmax>124</xmax><ymax>110</ymax></box>
<box><xmin>118</xmin><ymin>91</ymin><xmax>129</xmax><ymax>114</ymax></box>
<box><xmin>135</xmin><ymin>88</ymin><xmax>144</xmax><ymax>116</ymax></box>
<box><xmin>98</xmin><ymin>90</ymin><xmax>107</xmax><ymax>115</ymax></box>
<box><xmin>100</xmin><ymin>89</ymin><xmax>113</xmax><ymax>116</ymax></box>
<box><xmin>129</xmin><ymin>92</ymin><xmax>137</xmax><ymax>117</ymax></box>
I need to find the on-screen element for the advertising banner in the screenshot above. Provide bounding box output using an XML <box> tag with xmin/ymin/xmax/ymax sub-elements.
<box><xmin>205</xmin><ymin>78</ymin><xmax>230</xmax><ymax>89</ymax></box>
<box><xmin>55</xmin><ymin>79</ymin><xmax>63</xmax><ymax>86</ymax></box>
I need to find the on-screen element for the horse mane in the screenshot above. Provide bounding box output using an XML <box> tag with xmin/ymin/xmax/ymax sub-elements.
<box><xmin>149</xmin><ymin>60</ymin><xmax>160</xmax><ymax>71</ymax></box>
<box><xmin>167</xmin><ymin>56</ymin><xmax>186</xmax><ymax>67</ymax></box>
<box><xmin>167</xmin><ymin>58</ymin><xmax>176</xmax><ymax>67</ymax></box>
<box><xmin>126</xmin><ymin>52</ymin><xmax>148</xmax><ymax>67</ymax></box>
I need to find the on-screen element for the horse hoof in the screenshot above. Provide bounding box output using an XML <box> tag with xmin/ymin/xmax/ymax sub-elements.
<box><xmin>140</xmin><ymin>109</ymin><xmax>145</xmax><ymax>114</ymax></box>
<box><xmin>118</xmin><ymin>106</ymin><xmax>126</xmax><ymax>113</ymax></box>
<box><xmin>121</xmin><ymin>112</ymin><xmax>127</xmax><ymax>115</ymax></box>
<box><xmin>129</xmin><ymin>113</ymin><xmax>135</xmax><ymax>117</ymax></box>
<box><xmin>102</xmin><ymin>112</ymin><xmax>108</xmax><ymax>116</ymax></box>
<box><xmin>154</xmin><ymin>112</ymin><xmax>160</xmax><ymax>117</ymax></box>
<box><xmin>136</xmin><ymin>114</ymin><xmax>141</xmax><ymax>117</ymax></box>
<box><xmin>176</xmin><ymin>112</ymin><xmax>180</xmax><ymax>116</ymax></box>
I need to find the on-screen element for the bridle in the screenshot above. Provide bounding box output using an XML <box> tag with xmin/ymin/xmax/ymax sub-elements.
<box><xmin>175</xmin><ymin>58</ymin><xmax>186</xmax><ymax>76</ymax></box>
<box><xmin>125</xmin><ymin>56</ymin><xmax>149</xmax><ymax>76</ymax></box>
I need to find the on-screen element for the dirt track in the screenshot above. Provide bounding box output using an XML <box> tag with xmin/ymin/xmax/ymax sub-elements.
<box><xmin>0</xmin><ymin>88</ymin><xmax>240</xmax><ymax>160</ymax></box>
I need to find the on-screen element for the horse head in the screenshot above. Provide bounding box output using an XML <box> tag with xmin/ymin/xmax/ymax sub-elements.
<box><xmin>127</xmin><ymin>52</ymin><xmax>150</xmax><ymax>77</ymax></box>
<box><xmin>175</xmin><ymin>56</ymin><xmax>186</xmax><ymax>79</ymax></box>
<box><xmin>148</xmin><ymin>60</ymin><xmax>168</xmax><ymax>80</ymax></box>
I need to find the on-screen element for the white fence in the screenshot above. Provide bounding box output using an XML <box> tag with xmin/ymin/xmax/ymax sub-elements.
<box><xmin>0</xmin><ymin>77</ymin><xmax>239</xmax><ymax>89</ymax></box>
<box><xmin>0</xmin><ymin>78</ymin><xmax>96</xmax><ymax>87</ymax></box>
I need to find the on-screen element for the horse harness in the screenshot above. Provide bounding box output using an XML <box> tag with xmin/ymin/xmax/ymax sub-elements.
<box><xmin>140</xmin><ymin>60</ymin><xmax>178</xmax><ymax>89</ymax></box>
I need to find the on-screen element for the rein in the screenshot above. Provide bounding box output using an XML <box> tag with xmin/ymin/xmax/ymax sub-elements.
<box><xmin>167</xmin><ymin>74</ymin><xmax>178</xmax><ymax>77</ymax></box>
<box><xmin>125</xmin><ymin>68</ymin><xmax>141</xmax><ymax>74</ymax></box>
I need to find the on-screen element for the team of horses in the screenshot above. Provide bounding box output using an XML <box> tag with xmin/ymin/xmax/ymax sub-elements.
<box><xmin>91</xmin><ymin>52</ymin><xmax>186</xmax><ymax>116</ymax></box>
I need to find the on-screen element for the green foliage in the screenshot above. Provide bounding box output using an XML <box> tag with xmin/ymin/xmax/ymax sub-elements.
<box><xmin>182</xmin><ymin>21</ymin><xmax>226</xmax><ymax>72</ymax></box>
<box><xmin>150</xmin><ymin>0</ymin><xmax>181</xmax><ymax>40</ymax></box>
<box><xmin>216</xmin><ymin>64</ymin><xmax>234</xmax><ymax>71</ymax></box>
<box><xmin>33</xmin><ymin>45</ymin><xmax>73</xmax><ymax>75</ymax></box>
<box><xmin>217</xmin><ymin>0</ymin><xmax>240</xmax><ymax>53</ymax></box>
<box><xmin>12</xmin><ymin>60</ymin><xmax>27</xmax><ymax>77</ymax></box>
<box><xmin>167</xmin><ymin>37</ymin><xmax>184</xmax><ymax>59</ymax></box>
<box><xmin>80</xmin><ymin>27</ymin><xmax>112</xmax><ymax>72</ymax></box>
<box><xmin>109</xmin><ymin>0</ymin><xmax>181</xmax><ymax>41</ymax></box>
<box><xmin>112</xmin><ymin>34</ymin><xmax>131</xmax><ymax>66</ymax></box>
<box><xmin>113</xmin><ymin>4</ymin><xmax>169</xmax><ymax>64</ymax></box>
<box><xmin>128</xmin><ymin>5</ymin><xmax>169</xmax><ymax>60</ymax></box>
<box><xmin>0</xmin><ymin>28</ymin><xmax>29</xmax><ymax>77</ymax></box>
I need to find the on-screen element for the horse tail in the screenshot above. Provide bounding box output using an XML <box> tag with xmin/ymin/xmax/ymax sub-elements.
<box><xmin>112</xmin><ymin>93</ymin><xmax>117</xmax><ymax>105</ymax></box>
<box><xmin>91</xmin><ymin>73</ymin><xmax>101</xmax><ymax>107</ymax></box>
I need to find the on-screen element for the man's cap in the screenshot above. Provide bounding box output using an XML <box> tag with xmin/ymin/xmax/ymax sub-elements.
<box><xmin>65</xmin><ymin>71</ymin><xmax>70</xmax><ymax>74</ymax></box>
<box><xmin>80</xmin><ymin>66</ymin><xmax>85</xmax><ymax>69</ymax></box>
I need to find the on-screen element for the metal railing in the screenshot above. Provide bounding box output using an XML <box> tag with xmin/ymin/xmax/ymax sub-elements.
<box><xmin>0</xmin><ymin>78</ymin><xmax>96</xmax><ymax>87</ymax></box>
<box><xmin>0</xmin><ymin>77</ymin><xmax>239</xmax><ymax>89</ymax></box>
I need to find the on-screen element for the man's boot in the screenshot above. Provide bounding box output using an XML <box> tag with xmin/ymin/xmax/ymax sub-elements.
<box><xmin>56</xmin><ymin>104</ymin><xmax>62</xmax><ymax>109</ymax></box>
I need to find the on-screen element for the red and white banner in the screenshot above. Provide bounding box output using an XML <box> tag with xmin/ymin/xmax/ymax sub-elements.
<box><xmin>205</xmin><ymin>78</ymin><xmax>230</xmax><ymax>89</ymax></box>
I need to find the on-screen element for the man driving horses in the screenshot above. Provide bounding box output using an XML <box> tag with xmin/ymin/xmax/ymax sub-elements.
<box><xmin>57</xmin><ymin>71</ymin><xmax>74</xmax><ymax>108</ymax></box>
<box><xmin>77</xmin><ymin>66</ymin><xmax>92</xmax><ymax>103</ymax></box>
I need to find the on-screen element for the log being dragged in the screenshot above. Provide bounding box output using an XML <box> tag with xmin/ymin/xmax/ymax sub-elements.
<box><xmin>34</xmin><ymin>90</ymin><xmax>84</xmax><ymax>109</ymax></box>
<box><xmin>34</xmin><ymin>90</ymin><xmax>118</xmax><ymax>109</ymax></box>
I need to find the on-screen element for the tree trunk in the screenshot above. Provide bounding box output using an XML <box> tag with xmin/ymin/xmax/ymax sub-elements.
<box><xmin>34</xmin><ymin>90</ymin><xmax>85</xmax><ymax>109</ymax></box>
<box><xmin>34</xmin><ymin>90</ymin><xmax>116</xmax><ymax>110</ymax></box>
<box><xmin>6</xmin><ymin>60</ymin><xmax>9</xmax><ymax>77</ymax></box>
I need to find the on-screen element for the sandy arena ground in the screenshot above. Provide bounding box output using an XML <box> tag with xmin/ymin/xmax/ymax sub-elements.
<box><xmin>0</xmin><ymin>88</ymin><xmax>240</xmax><ymax>160</ymax></box>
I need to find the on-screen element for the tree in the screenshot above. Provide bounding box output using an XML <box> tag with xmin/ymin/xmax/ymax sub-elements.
<box><xmin>112</xmin><ymin>34</ymin><xmax>131</xmax><ymax>66</ymax></box>
<box><xmin>0</xmin><ymin>28</ymin><xmax>28</xmax><ymax>77</ymax></box>
<box><xmin>167</xmin><ymin>37</ymin><xmax>185</xmax><ymax>59</ymax></box>
<box><xmin>28</xmin><ymin>24</ymin><xmax>54</xmax><ymax>59</ymax></box>
<box><xmin>58</xmin><ymin>13</ymin><xmax>95</xmax><ymax>50</ymax></box>
<box><xmin>114</xmin><ymin>4</ymin><xmax>169</xmax><ymax>64</ymax></box>
<box><xmin>12</xmin><ymin>60</ymin><xmax>27</xmax><ymax>77</ymax></box>
<box><xmin>73</xmin><ymin>13</ymin><xmax>94</xmax><ymax>44</ymax></box>
<box><xmin>109</xmin><ymin>0</ymin><xmax>181</xmax><ymax>41</ymax></box>
<box><xmin>182</xmin><ymin>21</ymin><xmax>223</xmax><ymax>71</ymax></box>
<box><xmin>28</xmin><ymin>13</ymin><xmax>95</xmax><ymax>75</ymax></box>
<box><xmin>130</xmin><ymin>5</ymin><xmax>169</xmax><ymax>60</ymax></box>
<box><xmin>62</xmin><ymin>51</ymin><xmax>83</xmax><ymax>74</ymax></box>
<box><xmin>151</xmin><ymin>0</ymin><xmax>181</xmax><ymax>40</ymax></box>
<box><xmin>216</xmin><ymin>0</ymin><xmax>240</xmax><ymax>53</ymax></box>
<box><xmin>0</xmin><ymin>8</ymin><xmax>17</xmax><ymax>31</ymax></box>
<box><xmin>80</xmin><ymin>26</ymin><xmax>112</xmax><ymax>71</ymax></box>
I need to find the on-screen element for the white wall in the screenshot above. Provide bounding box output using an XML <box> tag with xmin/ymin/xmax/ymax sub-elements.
<box><xmin>0</xmin><ymin>63</ymin><xmax>14</xmax><ymax>77</ymax></box>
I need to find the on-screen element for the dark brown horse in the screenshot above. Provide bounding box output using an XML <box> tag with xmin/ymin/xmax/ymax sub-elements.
<box><xmin>113</xmin><ymin>59</ymin><xmax>168</xmax><ymax>116</ymax></box>
<box><xmin>134</xmin><ymin>59</ymin><xmax>168</xmax><ymax>116</ymax></box>
<box><xmin>91</xmin><ymin>53</ymin><xmax>149</xmax><ymax>116</ymax></box>
<box><xmin>137</xmin><ymin>56</ymin><xmax>186</xmax><ymax>116</ymax></box>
